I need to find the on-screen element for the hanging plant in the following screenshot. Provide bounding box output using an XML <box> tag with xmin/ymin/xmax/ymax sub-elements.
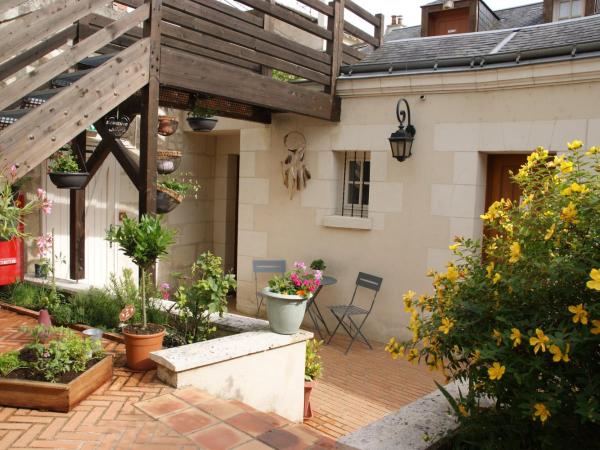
<box><xmin>48</xmin><ymin>143</ymin><xmax>89</xmax><ymax>190</ymax></box>
<box><xmin>157</xmin><ymin>150</ymin><xmax>182</xmax><ymax>175</ymax></box>
<box><xmin>156</xmin><ymin>174</ymin><xmax>200</xmax><ymax>214</ymax></box>
<box><xmin>186</xmin><ymin>106</ymin><xmax>218</xmax><ymax>132</ymax></box>
<box><xmin>157</xmin><ymin>116</ymin><xmax>179</xmax><ymax>137</ymax></box>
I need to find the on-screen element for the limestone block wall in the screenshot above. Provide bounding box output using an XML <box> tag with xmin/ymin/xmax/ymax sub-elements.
<box><xmin>235</xmin><ymin>71</ymin><xmax>600</xmax><ymax>343</ymax></box>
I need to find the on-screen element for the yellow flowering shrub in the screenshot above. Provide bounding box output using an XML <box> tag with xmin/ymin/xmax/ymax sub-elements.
<box><xmin>388</xmin><ymin>142</ymin><xmax>600</xmax><ymax>448</ymax></box>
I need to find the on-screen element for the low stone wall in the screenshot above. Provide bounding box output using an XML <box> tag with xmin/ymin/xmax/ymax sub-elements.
<box><xmin>151</xmin><ymin>313</ymin><xmax>312</xmax><ymax>423</ymax></box>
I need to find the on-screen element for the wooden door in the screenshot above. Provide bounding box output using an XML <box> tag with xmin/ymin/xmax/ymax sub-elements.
<box><xmin>429</xmin><ymin>8</ymin><xmax>470</xmax><ymax>36</ymax></box>
<box><xmin>485</xmin><ymin>154</ymin><xmax>528</xmax><ymax>211</ymax></box>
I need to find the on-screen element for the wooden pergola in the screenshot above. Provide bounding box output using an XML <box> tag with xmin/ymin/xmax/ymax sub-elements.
<box><xmin>0</xmin><ymin>0</ymin><xmax>383</xmax><ymax>280</ymax></box>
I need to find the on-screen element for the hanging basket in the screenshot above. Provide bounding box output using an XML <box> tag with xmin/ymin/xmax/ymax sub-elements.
<box><xmin>48</xmin><ymin>172</ymin><xmax>89</xmax><ymax>190</ymax></box>
<box><xmin>157</xmin><ymin>116</ymin><xmax>179</xmax><ymax>137</ymax></box>
<box><xmin>156</xmin><ymin>185</ymin><xmax>183</xmax><ymax>214</ymax></box>
<box><xmin>157</xmin><ymin>150</ymin><xmax>182</xmax><ymax>175</ymax></box>
<box><xmin>186</xmin><ymin>117</ymin><xmax>218</xmax><ymax>132</ymax></box>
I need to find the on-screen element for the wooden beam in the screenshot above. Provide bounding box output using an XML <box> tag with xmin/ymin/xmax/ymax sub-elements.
<box><xmin>139</xmin><ymin>0</ymin><xmax>161</xmax><ymax>217</ymax></box>
<box><xmin>344</xmin><ymin>0</ymin><xmax>379</xmax><ymax>26</ymax></box>
<box><xmin>343</xmin><ymin>43</ymin><xmax>365</xmax><ymax>61</ymax></box>
<box><xmin>69</xmin><ymin>133</ymin><xmax>86</xmax><ymax>280</ymax></box>
<box><xmin>232</xmin><ymin>0</ymin><xmax>332</xmax><ymax>41</ymax></box>
<box><xmin>0</xmin><ymin>0</ymin><xmax>106</xmax><ymax>66</ymax></box>
<box><xmin>296</xmin><ymin>0</ymin><xmax>333</xmax><ymax>16</ymax></box>
<box><xmin>94</xmin><ymin>122</ymin><xmax>140</xmax><ymax>186</ymax></box>
<box><xmin>0</xmin><ymin>0</ymin><xmax>29</xmax><ymax>19</ymax></box>
<box><xmin>343</xmin><ymin>20</ymin><xmax>378</xmax><ymax>47</ymax></box>
<box><xmin>188</xmin><ymin>0</ymin><xmax>263</xmax><ymax>27</ymax></box>
<box><xmin>161</xmin><ymin>48</ymin><xmax>337</xmax><ymax>121</ymax></box>
<box><xmin>1</xmin><ymin>39</ymin><xmax>151</xmax><ymax>180</ymax></box>
<box><xmin>374</xmin><ymin>13</ymin><xmax>384</xmax><ymax>48</ymax></box>
<box><xmin>326</xmin><ymin>0</ymin><xmax>344</xmax><ymax>95</ymax></box>
<box><xmin>82</xmin><ymin>139</ymin><xmax>112</xmax><ymax>188</ymax></box>
<box><xmin>0</xmin><ymin>4</ymin><xmax>150</xmax><ymax>112</ymax></box>
<box><xmin>0</xmin><ymin>25</ymin><xmax>76</xmax><ymax>82</ymax></box>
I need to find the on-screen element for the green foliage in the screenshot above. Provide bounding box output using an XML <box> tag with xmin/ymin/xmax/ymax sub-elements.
<box><xmin>0</xmin><ymin>171</ymin><xmax>44</xmax><ymax>240</ymax></box>
<box><xmin>21</xmin><ymin>326</ymin><xmax>104</xmax><ymax>382</ymax></box>
<box><xmin>272</xmin><ymin>70</ymin><xmax>299</xmax><ymax>82</ymax></box>
<box><xmin>310</xmin><ymin>259</ymin><xmax>326</xmax><ymax>271</ymax></box>
<box><xmin>158</xmin><ymin>173</ymin><xmax>201</xmax><ymax>198</ymax></box>
<box><xmin>388</xmin><ymin>142</ymin><xmax>600</xmax><ymax>448</ymax></box>
<box><xmin>48</xmin><ymin>145</ymin><xmax>81</xmax><ymax>173</ymax></box>
<box><xmin>268</xmin><ymin>262</ymin><xmax>321</xmax><ymax>299</ymax></box>
<box><xmin>188</xmin><ymin>105</ymin><xmax>215</xmax><ymax>119</ymax></box>
<box><xmin>0</xmin><ymin>351</ymin><xmax>22</xmax><ymax>376</ymax></box>
<box><xmin>106</xmin><ymin>215</ymin><xmax>175</xmax><ymax>328</ymax></box>
<box><xmin>174</xmin><ymin>252</ymin><xmax>236</xmax><ymax>343</ymax></box>
<box><xmin>70</xmin><ymin>288</ymin><xmax>123</xmax><ymax>330</ymax></box>
<box><xmin>9</xmin><ymin>282</ymin><xmax>47</xmax><ymax>310</ymax></box>
<box><xmin>305</xmin><ymin>339</ymin><xmax>323</xmax><ymax>381</ymax></box>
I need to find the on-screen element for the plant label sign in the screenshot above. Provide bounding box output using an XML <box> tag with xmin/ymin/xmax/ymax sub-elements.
<box><xmin>105</xmin><ymin>115</ymin><xmax>131</xmax><ymax>138</ymax></box>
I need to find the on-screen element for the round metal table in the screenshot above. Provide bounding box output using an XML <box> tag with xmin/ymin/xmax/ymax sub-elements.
<box><xmin>306</xmin><ymin>275</ymin><xmax>337</xmax><ymax>339</ymax></box>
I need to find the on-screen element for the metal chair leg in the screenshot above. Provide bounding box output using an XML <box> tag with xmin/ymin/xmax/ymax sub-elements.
<box><xmin>327</xmin><ymin>310</ymin><xmax>346</xmax><ymax>345</ymax></box>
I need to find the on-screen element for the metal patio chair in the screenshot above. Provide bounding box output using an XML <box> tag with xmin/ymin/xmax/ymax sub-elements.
<box><xmin>326</xmin><ymin>272</ymin><xmax>383</xmax><ymax>354</ymax></box>
<box><xmin>253</xmin><ymin>259</ymin><xmax>286</xmax><ymax>314</ymax></box>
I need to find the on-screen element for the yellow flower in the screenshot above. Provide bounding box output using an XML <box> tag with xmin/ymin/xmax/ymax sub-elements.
<box><xmin>438</xmin><ymin>317</ymin><xmax>454</xmax><ymax>335</ymax></box>
<box><xmin>486</xmin><ymin>262</ymin><xmax>495</xmax><ymax>278</ymax></box>
<box><xmin>567</xmin><ymin>140</ymin><xmax>583</xmax><ymax>151</ymax></box>
<box><xmin>560</xmin><ymin>202</ymin><xmax>578</xmax><ymax>223</ymax></box>
<box><xmin>487</xmin><ymin>362</ymin><xmax>506</xmax><ymax>381</ymax></box>
<box><xmin>559</xmin><ymin>160</ymin><xmax>574</xmax><ymax>174</ymax></box>
<box><xmin>403</xmin><ymin>290</ymin><xmax>416</xmax><ymax>312</ymax></box>
<box><xmin>471</xmin><ymin>349</ymin><xmax>481</xmax><ymax>363</ymax></box>
<box><xmin>492</xmin><ymin>329</ymin><xmax>503</xmax><ymax>346</ymax></box>
<box><xmin>530</xmin><ymin>328</ymin><xmax>550</xmax><ymax>354</ymax></box>
<box><xmin>568</xmin><ymin>304</ymin><xmax>589</xmax><ymax>325</ymax></box>
<box><xmin>492</xmin><ymin>273</ymin><xmax>502</xmax><ymax>284</ymax></box>
<box><xmin>587</xmin><ymin>269</ymin><xmax>600</xmax><ymax>291</ymax></box>
<box><xmin>406</xmin><ymin>348</ymin><xmax>419</xmax><ymax>363</ymax></box>
<box><xmin>549</xmin><ymin>344</ymin><xmax>570</xmax><ymax>363</ymax></box>
<box><xmin>561</xmin><ymin>182</ymin><xmax>589</xmax><ymax>196</ymax></box>
<box><xmin>544</xmin><ymin>224</ymin><xmax>556</xmax><ymax>241</ymax></box>
<box><xmin>533</xmin><ymin>403</ymin><xmax>551</xmax><ymax>424</ymax></box>
<box><xmin>591</xmin><ymin>320</ymin><xmax>600</xmax><ymax>335</ymax></box>
<box><xmin>510</xmin><ymin>328</ymin><xmax>522</xmax><ymax>347</ymax></box>
<box><xmin>509</xmin><ymin>242</ymin><xmax>521</xmax><ymax>264</ymax></box>
<box><xmin>446</xmin><ymin>265</ymin><xmax>459</xmax><ymax>283</ymax></box>
<box><xmin>449</xmin><ymin>243</ymin><xmax>460</xmax><ymax>251</ymax></box>
<box><xmin>585</xmin><ymin>146</ymin><xmax>598</xmax><ymax>156</ymax></box>
<box><xmin>458</xmin><ymin>404</ymin><xmax>469</xmax><ymax>417</ymax></box>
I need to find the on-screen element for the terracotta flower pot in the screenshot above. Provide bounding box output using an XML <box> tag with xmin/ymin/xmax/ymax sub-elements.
<box><xmin>122</xmin><ymin>325</ymin><xmax>165</xmax><ymax>371</ymax></box>
<box><xmin>158</xmin><ymin>116</ymin><xmax>179</xmax><ymax>136</ymax></box>
<box><xmin>304</xmin><ymin>380</ymin><xmax>315</xmax><ymax>419</ymax></box>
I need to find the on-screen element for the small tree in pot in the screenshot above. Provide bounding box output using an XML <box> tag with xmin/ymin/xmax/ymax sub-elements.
<box><xmin>304</xmin><ymin>339</ymin><xmax>323</xmax><ymax>419</ymax></box>
<box><xmin>106</xmin><ymin>215</ymin><xmax>175</xmax><ymax>370</ymax></box>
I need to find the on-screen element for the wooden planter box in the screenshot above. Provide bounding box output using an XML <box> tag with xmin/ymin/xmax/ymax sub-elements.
<box><xmin>0</xmin><ymin>355</ymin><xmax>113</xmax><ymax>412</ymax></box>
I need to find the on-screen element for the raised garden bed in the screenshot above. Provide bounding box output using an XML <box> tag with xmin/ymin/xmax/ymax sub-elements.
<box><xmin>0</xmin><ymin>355</ymin><xmax>113</xmax><ymax>413</ymax></box>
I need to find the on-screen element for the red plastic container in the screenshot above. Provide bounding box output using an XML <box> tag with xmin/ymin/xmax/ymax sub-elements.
<box><xmin>0</xmin><ymin>238</ymin><xmax>23</xmax><ymax>286</ymax></box>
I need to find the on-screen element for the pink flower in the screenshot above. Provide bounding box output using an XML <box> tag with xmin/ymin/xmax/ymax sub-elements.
<box><xmin>9</xmin><ymin>165</ymin><xmax>17</xmax><ymax>178</ymax></box>
<box><xmin>36</xmin><ymin>188</ymin><xmax>46</xmax><ymax>199</ymax></box>
<box><xmin>36</xmin><ymin>234</ymin><xmax>53</xmax><ymax>258</ymax></box>
<box><xmin>41</xmin><ymin>198</ymin><xmax>53</xmax><ymax>215</ymax></box>
<box><xmin>293</xmin><ymin>261</ymin><xmax>306</xmax><ymax>271</ymax></box>
<box><xmin>314</xmin><ymin>270</ymin><xmax>323</xmax><ymax>281</ymax></box>
<box><xmin>160</xmin><ymin>282</ymin><xmax>170</xmax><ymax>300</ymax></box>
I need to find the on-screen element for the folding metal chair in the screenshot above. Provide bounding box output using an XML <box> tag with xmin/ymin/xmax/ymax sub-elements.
<box><xmin>253</xmin><ymin>259</ymin><xmax>286</xmax><ymax>314</ymax></box>
<box><xmin>326</xmin><ymin>272</ymin><xmax>383</xmax><ymax>354</ymax></box>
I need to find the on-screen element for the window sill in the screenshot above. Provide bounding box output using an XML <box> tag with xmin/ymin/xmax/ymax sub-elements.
<box><xmin>322</xmin><ymin>215</ymin><xmax>372</xmax><ymax>230</ymax></box>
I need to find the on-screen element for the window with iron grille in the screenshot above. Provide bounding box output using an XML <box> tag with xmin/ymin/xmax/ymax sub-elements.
<box><xmin>338</xmin><ymin>151</ymin><xmax>370</xmax><ymax>218</ymax></box>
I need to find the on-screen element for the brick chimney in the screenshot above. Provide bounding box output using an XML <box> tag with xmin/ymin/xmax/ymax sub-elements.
<box><xmin>390</xmin><ymin>15</ymin><xmax>404</xmax><ymax>27</ymax></box>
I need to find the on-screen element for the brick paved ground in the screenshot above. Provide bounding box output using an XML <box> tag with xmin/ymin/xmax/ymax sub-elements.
<box><xmin>0</xmin><ymin>308</ymin><xmax>338</xmax><ymax>450</ymax></box>
<box><xmin>305</xmin><ymin>335</ymin><xmax>445</xmax><ymax>439</ymax></box>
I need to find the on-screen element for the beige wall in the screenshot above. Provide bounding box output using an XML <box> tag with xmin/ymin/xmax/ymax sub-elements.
<box><xmin>235</xmin><ymin>58</ymin><xmax>600</xmax><ymax>343</ymax></box>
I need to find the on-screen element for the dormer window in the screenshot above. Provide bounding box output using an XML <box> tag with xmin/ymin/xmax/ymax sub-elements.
<box><xmin>555</xmin><ymin>0</ymin><xmax>585</xmax><ymax>20</ymax></box>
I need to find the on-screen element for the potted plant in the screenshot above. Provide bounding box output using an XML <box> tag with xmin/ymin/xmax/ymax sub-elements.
<box><xmin>263</xmin><ymin>261</ymin><xmax>322</xmax><ymax>335</ymax></box>
<box><xmin>310</xmin><ymin>259</ymin><xmax>326</xmax><ymax>272</ymax></box>
<box><xmin>174</xmin><ymin>252</ymin><xmax>237</xmax><ymax>343</ymax></box>
<box><xmin>157</xmin><ymin>150</ymin><xmax>183</xmax><ymax>175</ymax></box>
<box><xmin>48</xmin><ymin>144</ymin><xmax>89</xmax><ymax>189</ymax></box>
<box><xmin>156</xmin><ymin>174</ymin><xmax>200</xmax><ymax>214</ymax></box>
<box><xmin>157</xmin><ymin>116</ymin><xmax>179</xmax><ymax>136</ymax></box>
<box><xmin>106</xmin><ymin>215</ymin><xmax>175</xmax><ymax>370</ymax></box>
<box><xmin>186</xmin><ymin>106</ymin><xmax>218</xmax><ymax>132</ymax></box>
<box><xmin>304</xmin><ymin>339</ymin><xmax>323</xmax><ymax>419</ymax></box>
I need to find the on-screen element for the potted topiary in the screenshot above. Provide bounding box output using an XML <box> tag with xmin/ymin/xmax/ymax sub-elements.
<box><xmin>310</xmin><ymin>259</ymin><xmax>326</xmax><ymax>272</ymax></box>
<box><xmin>186</xmin><ymin>106</ymin><xmax>218</xmax><ymax>132</ymax></box>
<box><xmin>156</xmin><ymin>174</ymin><xmax>200</xmax><ymax>214</ymax></box>
<box><xmin>157</xmin><ymin>116</ymin><xmax>179</xmax><ymax>137</ymax></box>
<box><xmin>304</xmin><ymin>339</ymin><xmax>323</xmax><ymax>419</ymax></box>
<box><xmin>106</xmin><ymin>215</ymin><xmax>175</xmax><ymax>370</ymax></box>
<box><xmin>263</xmin><ymin>261</ymin><xmax>322</xmax><ymax>335</ymax></box>
<box><xmin>48</xmin><ymin>144</ymin><xmax>89</xmax><ymax>189</ymax></box>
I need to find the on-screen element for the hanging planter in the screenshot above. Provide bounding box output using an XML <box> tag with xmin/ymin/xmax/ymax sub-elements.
<box><xmin>157</xmin><ymin>116</ymin><xmax>179</xmax><ymax>136</ymax></box>
<box><xmin>156</xmin><ymin>185</ymin><xmax>183</xmax><ymax>214</ymax></box>
<box><xmin>157</xmin><ymin>150</ymin><xmax>182</xmax><ymax>175</ymax></box>
<box><xmin>48</xmin><ymin>143</ymin><xmax>89</xmax><ymax>190</ymax></box>
<box><xmin>187</xmin><ymin>106</ymin><xmax>218</xmax><ymax>132</ymax></box>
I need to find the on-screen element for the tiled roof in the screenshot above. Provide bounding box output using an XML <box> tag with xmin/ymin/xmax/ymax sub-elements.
<box><xmin>384</xmin><ymin>2</ymin><xmax>544</xmax><ymax>42</ymax></box>
<box><xmin>345</xmin><ymin>14</ymin><xmax>600</xmax><ymax>73</ymax></box>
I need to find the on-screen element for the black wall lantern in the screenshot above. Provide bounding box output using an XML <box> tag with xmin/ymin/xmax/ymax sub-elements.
<box><xmin>389</xmin><ymin>98</ymin><xmax>416</xmax><ymax>162</ymax></box>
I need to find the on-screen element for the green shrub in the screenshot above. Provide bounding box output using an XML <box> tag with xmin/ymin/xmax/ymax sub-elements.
<box><xmin>69</xmin><ymin>288</ymin><xmax>122</xmax><ymax>330</ymax></box>
<box><xmin>0</xmin><ymin>351</ymin><xmax>22</xmax><ymax>376</ymax></box>
<box><xmin>387</xmin><ymin>142</ymin><xmax>600</xmax><ymax>448</ymax></box>
<box><xmin>9</xmin><ymin>282</ymin><xmax>47</xmax><ymax>310</ymax></box>
<box><xmin>305</xmin><ymin>339</ymin><xmax>323</xmax><ymax>381</ymax></box>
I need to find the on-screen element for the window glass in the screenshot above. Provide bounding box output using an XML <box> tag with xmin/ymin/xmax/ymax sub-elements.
<box><xmin>339</xmin><ymin>152</ymin><xmax>370</xmax><ymax>217</ymax></box>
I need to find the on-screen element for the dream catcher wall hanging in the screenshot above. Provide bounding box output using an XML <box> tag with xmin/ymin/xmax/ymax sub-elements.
<box><xmin>281</xmin><ymin>131</ymin><xmax>311</xmax><ymax>199</ymax></box>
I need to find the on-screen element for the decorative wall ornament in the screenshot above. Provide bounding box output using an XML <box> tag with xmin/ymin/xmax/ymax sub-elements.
<box><xmin>104</xmin><ymin>110</ymin><xmax>131</xmax><ymax>138</ymax></box>
<box><xmin>281</xmin><ymin>131</ymin><xmax>311</xmax><ymax>199</ymax></box>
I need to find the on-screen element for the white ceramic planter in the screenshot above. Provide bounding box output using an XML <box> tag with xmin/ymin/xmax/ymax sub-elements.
<box><xmin>261</xmin><ymin>288</ymin><xmax>309</xmax><ymax>335</ymax></box>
